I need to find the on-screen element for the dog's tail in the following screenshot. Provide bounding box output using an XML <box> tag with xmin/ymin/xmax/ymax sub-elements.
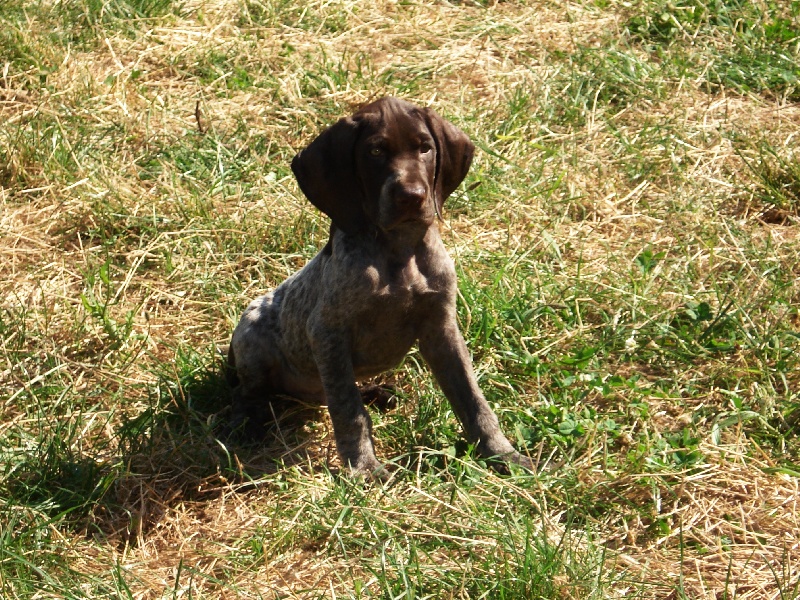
<box><xmin>220</xmin><ymin>343</ymin><xmax>239</xmax><ymax>388</ymax></box>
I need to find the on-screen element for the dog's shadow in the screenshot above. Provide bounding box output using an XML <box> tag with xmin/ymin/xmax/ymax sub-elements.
<box><xmin>97</xmin><ymin>350</ymin><xmax>327</xmax><ymax>542</ymax></box>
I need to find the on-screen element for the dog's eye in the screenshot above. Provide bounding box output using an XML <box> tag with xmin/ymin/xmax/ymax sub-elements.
<box><xmin>420</xmin><ymin>144</ymin><xmax>433</xmax><ymax>154</ymax></box>
<box><xmin>370</xmin><ymin>147</ymin><xmax>384</xmax><ymax>157</ymax></box>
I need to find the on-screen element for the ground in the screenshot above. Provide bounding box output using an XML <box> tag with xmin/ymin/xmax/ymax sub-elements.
<box><xmin>1</xmin><ymin>0</ymin><xmax>799</xmax><ymax>598</ymax></box>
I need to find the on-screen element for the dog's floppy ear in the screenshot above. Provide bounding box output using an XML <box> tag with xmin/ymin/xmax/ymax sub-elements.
<box><xmin>422</xmin><ymin>107</ymin><xmax>475</xmax><ymax>215</ymax></box>
<box><xmin>291</xmin><ymin>115</ymin><xmax>367</xmax><ymax>235</ymax></box>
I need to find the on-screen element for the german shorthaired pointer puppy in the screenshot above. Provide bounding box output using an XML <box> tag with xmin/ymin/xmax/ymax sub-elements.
<box><xmin>228</xmin><ymin>97</ymin><xmax>534</xmax><ymax>478</ymax></box>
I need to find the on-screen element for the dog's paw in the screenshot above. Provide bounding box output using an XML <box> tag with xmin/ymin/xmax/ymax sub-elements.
<box><xmin>506</xmin><ymin>451</ymin><xmax>536</xmax><ymax>472</ymax></box>
<box><xmin>500</xmin><ymin>449</ymin><xmax>560</xmax><ymax>474</ymax></box>
<box><xmin>224</xmin><ymin>394</ymin><xmax>278</xmax><ymax>442</ymax></box>
<box><xmin>343</xmin><ymin>455</ymin><xmax>392</xmax><ymax>483</ymax></box>
<box><xmin>358</xmin><ymin>384</ymin><xmax>398</xmax><ymax>413</ymax></box>
<box><xmin>223</xmin><ymin>411</ymin><xmax>267</xmax><ymax>442</ymax></box>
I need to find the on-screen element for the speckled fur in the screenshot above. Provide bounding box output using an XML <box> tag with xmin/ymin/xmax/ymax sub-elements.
<box><xmin>229</xmin><ymin>97</ymin><xmax>534</xmax><ymax>478</ymax></box>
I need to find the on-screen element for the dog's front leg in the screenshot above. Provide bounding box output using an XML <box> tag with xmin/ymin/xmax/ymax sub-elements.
<box><xmin>309</xmin><ymin>326</ymin><xmax>385</xmax><ymax>479</ymax></box>
<box><xmin>419</xmin><ymin>317</ymin><xmax>535</xmax><ymax>471</ymax></box>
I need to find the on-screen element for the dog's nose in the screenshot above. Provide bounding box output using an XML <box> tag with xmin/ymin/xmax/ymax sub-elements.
<box><xmin>396</xmin><ymin>184</ymin><xmax>427</xmax><ymax>205</ymax></box>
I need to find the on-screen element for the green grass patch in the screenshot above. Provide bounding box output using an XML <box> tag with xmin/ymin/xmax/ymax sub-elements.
<box><xmin>628</xmin><ymin>0</ymin><xmax>800</xmax><ymax>99</ymax></box>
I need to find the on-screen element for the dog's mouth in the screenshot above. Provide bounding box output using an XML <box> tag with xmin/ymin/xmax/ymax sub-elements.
<box><xmin>376</xmin><ymin>181</ymin><xmax>436</xmax><ymax>231</ymax></box>
<box><xmin>379</xmin><ymin>200</ymin><xmax>436</xmax><ymax>232</ymax></box>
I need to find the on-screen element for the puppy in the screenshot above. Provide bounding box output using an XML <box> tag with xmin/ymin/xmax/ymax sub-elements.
<box><xmin>228</xmin><ymin>97</ymin><xmax>534</xmax><ymax>477</ymax></box>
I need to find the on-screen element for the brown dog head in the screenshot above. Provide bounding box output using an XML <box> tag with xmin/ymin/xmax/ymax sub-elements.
<box><xmin>291</xmin><ymin>97</ymin><xmax>475</xmax><ymax>235</ymax></box>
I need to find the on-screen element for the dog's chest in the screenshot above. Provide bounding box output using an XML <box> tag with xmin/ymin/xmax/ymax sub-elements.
<box><xmin>368</xmin><ymin>256</ymin><xmax>439</xmax><ymax>305</ymax></box>
<box><xmin>350</xmin><ymin>260</ymin><xmax>437</xmax><ymax>374</ymax></box>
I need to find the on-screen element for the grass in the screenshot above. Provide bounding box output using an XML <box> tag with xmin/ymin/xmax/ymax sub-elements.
<box><xmin>2</xmin><ymin>0</ymin><xmax>800</xmax><ymax>597</ymax></box>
